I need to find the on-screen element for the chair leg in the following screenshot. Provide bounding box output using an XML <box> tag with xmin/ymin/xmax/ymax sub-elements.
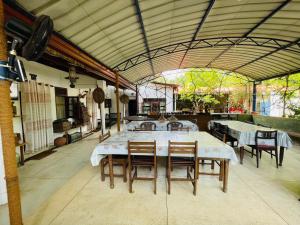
<box><xmin>275</xmin><ymin>149</ymin><xmax>279</xmax><ymax>168</ymax></box>
<box><xmin>134</xmin><ymin>166</ymin><xmax>137</xmax><ymax>178</ymax></box>
<box><xmin>186</xmin><ymin>166</ymin><xmax>189</xmax><ymax>178</ymax></box>
<box><xmin>219</xmin><ymin>161</ymin><xmax>224</xmax><ymax>181</ymax></box>
<box><xmin>100</xmin><ymin>159</ymin><xmax>105</xmax><ymax>181</ymax></box>
<box><xmin>193</xmin><ymin>163</ymin><xmax>197</xmax><ymax>196</ymax></box>
<box><xmin>256</xmin><ymin>149</ymin><xmax>260</xmax><ymax>168</ymax></box>
<box><xmin>154</xmin><ymin>162</ymin><xmax>157</xmax><ymax>194</ymax></box>
<box><xmin>211</xmin><ymin>160</ymin><xmax>215</xmax><ymax>170</ymax></box>
<box><xmin>128</xmin><ymin>160</ymin><xmax>133</xmax><ymax>193</ymax></box>
<box><xmin>251</xmin><ymin>147</ymin><xmax>254</xmax><ymax>158</ymax></box>
<box><xmin>260</xmin><ymin>150</ymin><xmax>262</xmax><ymax>159</ymax></box>
<box><xmin>123</xmin><ymin>164</ymin><xmax>127</xmax><ymax>182</ymax></box>
<box><xmin>167</xmin><ymin>157</ymin><xmax>171</xmax><ymax>194</ymax></box>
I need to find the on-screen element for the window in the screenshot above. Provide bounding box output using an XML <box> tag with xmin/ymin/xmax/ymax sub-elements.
<box><xmin>142</xmin><ymin>98</ymin><xmax>166</xmax><ymax>114</ymax></box>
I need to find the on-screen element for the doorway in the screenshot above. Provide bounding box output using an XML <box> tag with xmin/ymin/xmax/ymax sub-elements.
<box><xmin>128</xmin><ymin>100</ymin><xmax>137</xmax><ymax>116</ymax></box>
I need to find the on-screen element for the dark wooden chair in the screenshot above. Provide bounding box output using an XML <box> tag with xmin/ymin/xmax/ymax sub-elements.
<box><xmin>167</xmin><ymin>141</ymin><xmax>198</xmax><ymax>195</ymax></box>
<box><xmin>140</xmin><ymin>121</ymin><xmax>156</xmax><ymax>131</ymax></box>
<box><xmin>128</xmin><ymin>141</ymin><xmax>157</xmax><ymax>194</ymax></box>
<box><xmin>257</xmin><ymin>123</ymin><xmax>271</xmax><ymax>128</ymax></box>
<box><xmin>212</xmin><ymin>123</ymin><xmax>237</xmax><ymax>147</ymax></box>
<box><xmin>167</xmin><ymin>121</ymin><xmax>183</xmax><ymax>131</ymax></box>
<box><xmin>252</xmin><ymin>130</ymin><xmax>278</xmax><ymax>168</ymax></box>
<box><xmin>100</xmin><ymin>131</ymin><xmax>128</xmax><ymax>182</ymax></box>
<box><xmin>176</xmin><ymin>127</ymin><xmax>190</xmax><ymax>131</ymax></box>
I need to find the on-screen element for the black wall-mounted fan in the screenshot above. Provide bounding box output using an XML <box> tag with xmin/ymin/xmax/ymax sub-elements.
<box><xmin>2</xmin><ymin>15</ymin><xmax>53</xmax><ymax>82</ymax></box>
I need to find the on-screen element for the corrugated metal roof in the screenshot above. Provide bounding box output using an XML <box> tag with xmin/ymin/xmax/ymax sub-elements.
<box><xmin>17</xmin><ymin>0</ymin><xmax>300</xmax><ymax>83</ymax></box>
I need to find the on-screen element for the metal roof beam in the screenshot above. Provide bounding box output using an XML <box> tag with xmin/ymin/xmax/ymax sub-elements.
<box><xmin>178</xmin><ymin>0</ymin><xmax>215</xmax><ymax>68</ymax></box>
<box><xmin>206</xmin><ymin>0</ymin><xmax>291</xmax><ymax>67</ymax></box>
<box><xmin>114</xmin><ymin>36</ymin><xmax>299</xmax><ymax>71</ymax></box>
<box><xmin>133</xmin><ymin>0</ymin><xmax>155</xmax><ymax>75</ymax></box>
<box><xmin>257</xmin><ymin>68</ymin><xmax>300</xmax><ymax>81</ymax></box>
<box><xmin>233</xmin><ymin>37</ymin><xmax>300</xmax><ymax>72</ymax></box>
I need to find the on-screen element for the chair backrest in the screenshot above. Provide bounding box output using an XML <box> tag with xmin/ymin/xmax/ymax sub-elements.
<box><xmin>257</xmin><ymin>123</ymin><xmax>271</xmax><ymax>128</ymax></box>
<box><xmin>140</xmin><ymin>122</ymin><xmax>156</xmax><ymax>131</ymax></box>
<box><xmin>255</xmin><ymin>130</ymin><xmax>277</xmax><ymax>147</ymax></box>
<box><xmin>99</xmin><ymin>131</ymin><xmax>111</xmax><ymax>143</ymax></box>
<box><xmin>176</xmin><ymin>127</ymin><xmax>190</xmax><ymax>132</ymax></box>
<box><xmin>168</xmin><ymin>141</ymin><xmax>198</xmax><ymax>158</ymax></box>
<box><xmin>213</xmin><ymin>122</ymin><xmax>221</xmax><ymax>130</ymax></box>
<box><xmin>167</xmin><ymin>121</ymin><xmax>183</xmax><ymax>131</ymax></box>
<box><xmin>211</xmin><ymin>123</ymin><xmax>226</xmax><ymax>142</ymax></box>
<box><xmin>128</xmin><ymin>141</ymin><xmax>156</xmax><ymax>156</ymax></box>
<box><xmin>219</xmin><ymin>124</ymin><xmax>229</xmax><ymax>135</ymax></box>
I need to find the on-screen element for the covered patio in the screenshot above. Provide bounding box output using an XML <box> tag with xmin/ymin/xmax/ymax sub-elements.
<box><xmin>0</xmin><ymin>0</ymin><xmax>300</xmax><ymax>225</ymax></box>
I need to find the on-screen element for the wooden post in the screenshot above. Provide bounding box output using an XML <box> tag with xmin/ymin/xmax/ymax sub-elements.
<box><xmin>136</xmin><ymin>84</ymin><xmax>139</xmax><ymax>115</ymax></box>
<box><xmin>115</xmin><ymin>72</ymin><xmax>121</xmax><ymax>132</ymax></box>
<box><xmin>0</xmin><ymin>1</ymin><xmax>23</xmax><ymax>224</ymax></box>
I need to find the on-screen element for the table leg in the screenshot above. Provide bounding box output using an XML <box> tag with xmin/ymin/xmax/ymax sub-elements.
<box><xmin>223</xmin><ymin>160</ymin><xmax>229</xmax><ymax>193</ymax></box>
<box><xmin>108</xmin><ymin>154</ymin><xmax>114</xmax><ymax>189</ymax></box>
<box><xmin>279</xmin><ymin>147</ymin><xmax>285</xmax><ymax>166</ymax></box>
<box><xmin>239</xmin><ymin>146</ymin><xmax>244</xmax><ymax>164</ymax></box>
<box><xmin>20</xmin><ymin>145</ymin><xmax>25</xmax><ymax>166</ymax></box>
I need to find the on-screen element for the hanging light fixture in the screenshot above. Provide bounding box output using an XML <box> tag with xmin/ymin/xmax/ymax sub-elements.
<box><xmin>65</xmin><ymin>65</ymin><xmax>78</xmax><ymax>88</ymax></box>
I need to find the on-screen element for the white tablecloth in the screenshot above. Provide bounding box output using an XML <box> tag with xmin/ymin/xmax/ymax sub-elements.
<box><xmin>90</xmin><ymin>131</ymin><xmax>238</xmax><ymax>166</ymax></box>
<box><xmin>125</xmin><ymin>120</ymin><xmax>198</xmax><ymax>131</ymax></box>
<box><xmin>208</xmin><ymin>120</ymin><xmax>293</xmax><ymax>148</ymax></box>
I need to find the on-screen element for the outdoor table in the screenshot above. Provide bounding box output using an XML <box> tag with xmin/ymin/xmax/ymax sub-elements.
<box><xmin>125</xmin><ymin>120</ymin><xmax>199</xmax><ymax>131</ymax></box>
<box><xmin>90</xmin><ymin>131</ymin><xmax>238</xmax><ymax>192</ymax></box>
<box><xmin>208</xmin><ymin>120</ymin><xmax>293</xmax><ymax>165</ymax></box>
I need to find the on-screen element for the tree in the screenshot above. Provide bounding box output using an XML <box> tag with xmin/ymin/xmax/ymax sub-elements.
<box><xmin>176</xmin><ymin>68</ymin><xmax>249</xmax><ymax>113</ymax></box>
<box><xmin>263</xmin><ymin>74</ymin><xmax>300</xmax><ymax>117</ymax></box>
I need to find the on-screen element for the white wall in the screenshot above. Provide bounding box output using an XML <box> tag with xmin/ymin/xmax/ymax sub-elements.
<box><xmin>138</xmin><ymin>83</ymin><xmax>174</xmax><ymax>113</ymax></box>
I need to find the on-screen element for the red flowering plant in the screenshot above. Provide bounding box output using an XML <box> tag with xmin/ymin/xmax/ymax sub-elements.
<box><xmin>229</xmin><ymin>98</ymin><xmax>245</xmax><ymax>113</ymax></box>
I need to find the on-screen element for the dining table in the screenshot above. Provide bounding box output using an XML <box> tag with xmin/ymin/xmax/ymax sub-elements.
<box><xmin>208</xmin><ymin>120</ymin><xmax>293</xmax><ymax>165</ymax></box>
<box><xmin>125</xmin><ymin>120</ymin><xmax>199</xmax><ymax>131</ymax></box>
<box><xmin>90</xmin><ymin>131</ymin><xmax>238</xmax><ymax>192</ymax></box>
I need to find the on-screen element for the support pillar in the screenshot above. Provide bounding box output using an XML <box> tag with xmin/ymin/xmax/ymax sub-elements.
<box><xmin>96</xmin><ymin>80</ymin><xmax>106</xmax><ymax>134</ymax></box>
<box><xmin>136</xmin><ymin>84</ymin><xmax>139</xmax><ymax>115</ymax></box>
<box><xmin>0</xmin><ymin>0</ymin><xmax>23</xmax><ymax>223</ymax></box>
<box><xmin>252</xmin><ymin>82</ymin><xmax>257</xmax><ymax>112</ymax></box>
<box><xmin>115</xmin><ymin>72</ymin><xmax>120</xmax><ymax>132</ymax></box>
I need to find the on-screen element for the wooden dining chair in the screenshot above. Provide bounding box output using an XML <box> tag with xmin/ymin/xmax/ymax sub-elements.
<box><xmin>167</xmin><ymin>141</ymin><xmax>198</xmax><ymax>195</ymax></box>
<box><xmin>140</xmin><ymin>121</ymin><xmax>156</xmax><ymax>131</ymax></box>
<box><xmin>100</xmin><ymin>131</ymin><xmax>128</xmax><ymax>182</ymax></box>
<box><xmin>167</xmin><ymin>121</ymin><xmax>183</xmax><ymax>131</ymax></box>
<box><xmin>128</xmin><ymin>141</ymin><xmax>157</xmax><ymax>194</ymax></box>
<box><xmin>252</xmin><ymin>130</ymin><xmax>278</xmax><ymax>168</ymax></box>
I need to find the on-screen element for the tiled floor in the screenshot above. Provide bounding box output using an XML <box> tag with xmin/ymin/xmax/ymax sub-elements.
<box><xmin>1</xmin><ymin>126</ymin><xmax>300</xmax><ymax>225</ymax></box>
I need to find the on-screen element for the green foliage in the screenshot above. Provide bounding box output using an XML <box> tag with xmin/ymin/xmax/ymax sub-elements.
<box><xmin>176</xmin><ymin>68</ymin><xmax>249</xmax><ymax>112</ymax></box>
<box><xmin>263</xmin><ymin>73</ymin><xmax>300</xmax><ymax>117</ymax></box>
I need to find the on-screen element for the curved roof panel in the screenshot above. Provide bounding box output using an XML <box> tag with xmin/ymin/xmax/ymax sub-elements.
<box><xmin>17</xmin><ymin>0</ymin><xmax>300</xmax><ymax>83</ymax></box>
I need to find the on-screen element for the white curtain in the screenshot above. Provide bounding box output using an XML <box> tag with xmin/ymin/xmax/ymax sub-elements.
<box><xmin>20</xmin><ymin>81</ymin><xmax>54</xmax><ymax>153</ymax></box>
<box><xmin>86</xmin><ymin>90</ymin><xmax>98</xmax><ymax>130</ymax></box>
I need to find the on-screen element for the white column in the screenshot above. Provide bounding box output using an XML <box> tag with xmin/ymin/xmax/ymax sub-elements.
<box><xmin>96</xmin><ymin>80</ymin><xmax>107</xmax><ymax>133</ymax></box>
<box><xmin>0</xmin><ymin>129</ymin><xmax>8</xmax><ymax>205</ymax></box>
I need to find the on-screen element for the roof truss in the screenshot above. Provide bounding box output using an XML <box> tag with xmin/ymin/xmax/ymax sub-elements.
<box><xmin>114</xmin><ymin>36</ymin><xmax>300</xmax><ymax>72</ymax></box>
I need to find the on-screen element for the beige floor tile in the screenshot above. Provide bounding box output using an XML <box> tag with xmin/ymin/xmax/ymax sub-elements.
<box><xmin>1</xmin><ymin>128</ymin><xmax>300</xmax><ymax>225</ymax></box>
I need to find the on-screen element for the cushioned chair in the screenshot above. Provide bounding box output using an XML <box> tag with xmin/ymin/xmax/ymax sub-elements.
<box><xmin>252</xmin><ymin>130</ymin><xmax>278</xmax><ymax>168</ymax></box>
